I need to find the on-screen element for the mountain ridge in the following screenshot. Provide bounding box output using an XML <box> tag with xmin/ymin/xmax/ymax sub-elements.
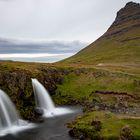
<box><xmin>60</xmin><ymin>1</ymin><xmax>140</xmax><ymax>65</ymax></box>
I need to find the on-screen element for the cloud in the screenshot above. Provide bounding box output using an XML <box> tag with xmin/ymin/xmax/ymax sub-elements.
<box><xmin>0</xmin><ymin>37</ymin><xmax>87</xmax><ymax>62</ymax></box>
<box><xmin>0</xmin><ymin>38</ymin><xmax>87</xmax><ymax>54</ymax></box>
<box><xmin>0</xmin><ymin>53</ymin><xmax>69</xmax><ymax>58</ymax></box>
<box><xmin>0</xmin><ymin>53</ymin><xmax>74</xmax><ymax>63</ymax></box>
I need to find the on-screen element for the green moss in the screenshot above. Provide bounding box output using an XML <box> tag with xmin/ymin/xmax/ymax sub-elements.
<box><xmin>68</xmin><ymin>111</ymin><xmax>140</xmax><ymax>139</ymax></box>
<box><xmin>55</xmin><ymin>70</ymin><xmax>140</xmax><ymax>104</ymax></box>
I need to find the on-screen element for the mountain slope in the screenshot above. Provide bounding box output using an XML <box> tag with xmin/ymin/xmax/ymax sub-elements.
<box><xmin>61</xmin><ymin>2</ymin><xmax>140</xmax><ymax>65</ymax></box>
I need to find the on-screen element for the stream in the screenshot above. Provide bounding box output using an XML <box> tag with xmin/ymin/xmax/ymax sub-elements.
<box><xmin>0</xmin><ymin>106</ymin><xmax>81</xmax><ymax>140</ymax></box>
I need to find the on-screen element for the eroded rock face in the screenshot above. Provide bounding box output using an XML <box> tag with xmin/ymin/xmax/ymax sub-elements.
<box><xmin>0</xmin><ymin>67</ymin><xmax>83</xmax><ymax>120</ymax></box>
<box><xmin>104</xmin><ymin>2</ymin><xmax>140</xmax><ymax>37</ymax></box>
<box><xmin>0</xmin><ymin>68</ymin><xmax>66</xmax><ymax>120</ymax></box>
<box><xmin>115</xmin><ymin>2</ymin><xmax>140</xmax><ymax>25</ymax></box>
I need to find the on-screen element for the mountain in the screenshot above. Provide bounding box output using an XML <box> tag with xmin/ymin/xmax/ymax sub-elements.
<box><xmin>61</xmin><ymin>2</ymin><xmax>140</xmax><ymax>65</ymax></box>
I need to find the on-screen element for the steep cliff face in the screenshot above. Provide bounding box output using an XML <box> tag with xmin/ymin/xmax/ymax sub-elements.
<box><xmin>61</xmin><ymin>2</ymin><xmax>140</xmax><ymax>65</ymax></box>
<box><xmin>104</xmin><ymin>2</ymin><xmax>140</xmax><ymax>38</ymax></box>
<box><xmin>0</xmin><ymin>67</ymin><xmax>65</xmax><ymax>120</ymax></box>
<box><xmin>0</xmin><ymin>61</ymin><xmax>86</xmax><ymax>120</ymax></box>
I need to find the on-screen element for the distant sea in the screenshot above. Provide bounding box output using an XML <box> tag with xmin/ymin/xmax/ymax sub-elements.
<box><xmin>0</xmin><ymin>53</ymin><xmax>74</xmax><ymax>63</ymax></box>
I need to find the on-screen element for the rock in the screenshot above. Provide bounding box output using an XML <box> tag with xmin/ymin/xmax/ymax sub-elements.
<box><xmin>95</xmin><ymin>105</ymin><xmax>99</xmax><ymax>110</ymax></box>
<box><xmin>36</xmin><ymin>118</ymin><xmax>44</xmax><ymax>123</ymax></box>
<box><xmin>119</xmin><ymin>125</ymin><xmax>133</xmax><ymax>140</ymax></box>
<box><xmin>91</xmin><ymin>120</ymin><xmax>102</xmax><ymax>131</ymax></box>
<box><xmin>104</xmin><ymin>1</ymin><xmax>140</xmax><ymax>37</ymax></box>
<box><xmin>69</xmin><ymin>129</ymin><xmax>75</xmax><ymax>137</ymax></box>
<box><xmin>69</xmin><ymin>128</ymin><xmax>82</xmax><ymax>138</ymax></box>
<box><xmin>34</xmin><ymin>107</ymin><xmax>44</xmax><ymax>116</ymax></box>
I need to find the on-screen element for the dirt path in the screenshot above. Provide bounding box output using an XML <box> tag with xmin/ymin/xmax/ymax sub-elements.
<box><xmin>118</xmin><ymin>116</ymin><xmax>140</xmax><ymax>119</ymax></box>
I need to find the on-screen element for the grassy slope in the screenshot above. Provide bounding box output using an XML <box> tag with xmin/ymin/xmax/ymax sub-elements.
<box><xmin>55</xmin><ymin>70</ymin><xmax>140</xmax><ymax>98</ymax></box>
<box><xmin>56</xmin><ymin>3</ymin><xmax>140</xmax><ymax>138</ymax></box>
<box><xmin>54</xmin><ymin>64</ymin><xmax>140</xmax><ymax>139</ymax></box>
<box><xmin>61</xmin><ymin>26</ymin><xmax>140</xmax><ymax>65</ymax></box>
<box><xmin>60</xmin><ymin>3</ymin><xmax>140</xmax><ymax>65</ymax></box>
<box><xmin>0</xmin><ymin>61</ymin><xmax>53</xmax><ymax>72</ymax></box>
<box><xmin>0</xmin><ymin>61</ymin><xmax>140</xmax><ymax>138</ymax></box>
<box><xmin>68</xmin><ymin>111</ymin><xmax>140</xmax><ymax>139</ymax></box>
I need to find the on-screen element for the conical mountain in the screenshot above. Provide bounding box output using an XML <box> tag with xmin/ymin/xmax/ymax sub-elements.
<box><xmin>61</xmin><ymin>2</ymin><xmax>140</xmax><ymax>65</ymax></box>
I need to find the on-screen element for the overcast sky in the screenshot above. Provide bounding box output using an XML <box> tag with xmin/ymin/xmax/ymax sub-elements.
<box><xmin>0</xmin><ymin>0</ymin><xmax>139</xmax><ymax>42</ymax></box>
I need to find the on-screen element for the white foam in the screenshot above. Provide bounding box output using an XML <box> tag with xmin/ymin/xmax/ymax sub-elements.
<box><xmin>0</xmin><ymin>119</ymin><xmax>35</xmax><ymax>136</ymax></box>
<box><xmin>43</xmin><ymin>107</ymin><xmax>74</xmax><ymax>118</ymax></box>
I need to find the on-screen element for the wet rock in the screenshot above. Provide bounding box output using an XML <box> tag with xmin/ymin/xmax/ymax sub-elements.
<box><xmin>69</xmin><ymin>129</ymin><xmax>75</xmax><ymax>137</ymax></box>
<box><xmin>34</xmin><ymin>107</ymin><xmax>44</xmax><ymax>116</ymax></box>
<box><xmin>36</xmin><ymin>118</ymin><xmax>44</xmax><ymax>123</ymax></box>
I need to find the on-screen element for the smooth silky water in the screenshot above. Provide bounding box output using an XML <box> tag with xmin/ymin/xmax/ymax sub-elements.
<box><xmin>0</xmin><ymin>90</ymin><xmax>34</xmax><ymax>137</ymax></box>
<box><xmin>32</xmin><ymin>78</ymin><xmax>74</xmax><ymax>118</ymax></box>
<box><xmin>0</xmin><ymin>106</ymin><xmax>81</xmax><ymax>140</ymax></box>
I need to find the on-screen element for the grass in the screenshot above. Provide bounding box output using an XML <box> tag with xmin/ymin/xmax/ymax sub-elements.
<box><xmin>0</xmin><ymin>61</ymin><xmax>140</xmax><ymax>138</ymax></box>
<box><xmin>68</xmin><ymin>111</ymin><xmax>140</xmax><ymax>139</ymax></box>
<box><xmin>0</xmin><ymin>61</ymin><xmax>54</xmax><ymax>73</ymax></box>
<box><xmin>55</xmin><ymin>69</ymin><xmax>140</xmax><ymax>104</ymax></box>
<box><xmin>0</xmin><ymin>60</ymin><xmax>140</xmax><ymax>107</ymax></box>
<box><xmin>60</xmin><ymin>36</ymin><xmax>140</xmax><ymax>65</ymax></box>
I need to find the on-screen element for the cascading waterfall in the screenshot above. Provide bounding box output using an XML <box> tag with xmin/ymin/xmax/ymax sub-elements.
<box><xmin>32</xmin><ymin>79</ymin><xmax>73</xmax><ymax>118</ymax></box>
<box><xmin>0</xmin><ymin>89</ymin><xmax>20</xmax><ymax>130</ymax></box>
<box><xmin>0</xmin><ymin>89</ymin><xmax>34</xmax><ymax>136</ymax></box>
<box><xmin>32</xmin><ymin>79</ymin><xmax>55</xmax><ymax>112</ymax></box>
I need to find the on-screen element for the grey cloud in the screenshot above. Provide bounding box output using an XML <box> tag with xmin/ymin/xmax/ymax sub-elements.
<box><xmin>0</xmin><ymin>39</ymin><xmax>87</xmax><ymax>54</ymax></box>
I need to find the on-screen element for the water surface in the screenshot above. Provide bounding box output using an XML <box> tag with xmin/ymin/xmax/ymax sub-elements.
<box><xmin>0</xmin><ymin>106</ymin><xmax>81</xmax><ymax>140</ymax></box>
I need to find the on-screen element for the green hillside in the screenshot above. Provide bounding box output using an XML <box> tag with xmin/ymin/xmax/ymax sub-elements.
<box><xmin>61</xmin><ymin>2</ymin><xmax>140</xmax><ymax>65</ymax></box>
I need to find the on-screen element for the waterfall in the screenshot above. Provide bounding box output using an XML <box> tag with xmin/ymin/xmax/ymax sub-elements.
<box><xmin>32</xmin><ymin>79</ymin><xmax>73</xmax><ymax>118</ymax></box>
<box><xmin>0</xmin><ymin>89</ymin><xmax>34</xmax><ymax>136</ymax></box>
<box><xmin>32</xmin><ymin>79</ymin><xmax>55</xmax><ymax>111</ymax></box>
<box><xmin>0</xmin><ymin>89</ymin><xmax>20</xmax><ymax>130</ymax></box>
